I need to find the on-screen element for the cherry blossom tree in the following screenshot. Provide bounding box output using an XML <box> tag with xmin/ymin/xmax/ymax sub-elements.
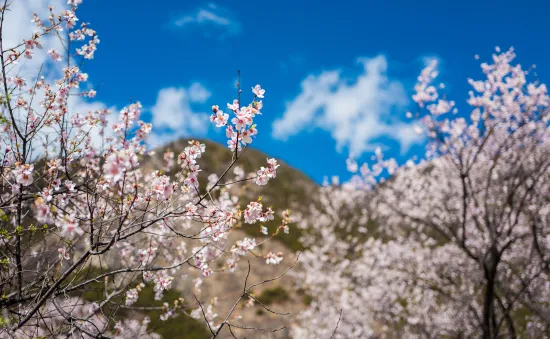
<box><xmin>295</xmin><ymin>48</ymin><xmax>550</xmax><ymax>338</ymax></box>
<box><xmin>0</xmin><ymin>1</ymin><xmax>292</xmax><ymax>337</ymax></box>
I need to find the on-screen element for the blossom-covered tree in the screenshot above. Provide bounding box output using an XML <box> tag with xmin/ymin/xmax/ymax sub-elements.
<box><xmin>295</xmin><ymin>48</ymin><xmax>550</xmax><ymax>338</ymax></box>
<box><xmin>0</xmin><ymin>1</ymin><xmax>291</xmax><ymax>337</ymax></box>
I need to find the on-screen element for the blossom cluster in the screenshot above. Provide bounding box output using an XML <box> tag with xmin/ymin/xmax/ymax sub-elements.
<box><xmin>210</xmin><ymin>85</ymin><xmax>265</xmax><ymax>150</ymax></box>
<box><xmin>0</xmin><ymin>1</ymin><xmax>289</xmax><ymax>336</ymax></box>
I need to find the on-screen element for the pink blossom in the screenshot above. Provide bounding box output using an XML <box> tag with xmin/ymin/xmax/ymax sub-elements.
<box><xmin>231</xmin><ymin>238</ymin><xmax>256</xmax><ymax>256</ymax></box>
<box><xmin>59</xmin><ymin>216</ymin><xmax>83</xmax><ymax>238</ymax></box>
<box><xmin>125</xmin><ymin>288</ymin><xmax>140</xmax><ymax>306</ymax></box>
<box><xmin>13</xmin><ymin>163</ymin><xmax>34</xmax><ymax>186</ymax></box>
<box><xmin>265</xmin><ymin>252</ymin><xmax>282</xmax><ymax>265</ymax></box>
<box><xmin>244</xmin><ymin>201</ymin><xmax>262</xmax><ymax>224</ymax></box>
<box><xmin>150</xmin><ymin>173</ymin><xmax>174</xmax><ymax>200</ymax></box>
<box><xmin>227</xmin><ymin>99</ymin><xmax>239</xmax><ymax>111</ymax></box>
<box><xmin>210</xmin><ymin>110</ymin><xmax>229</xmax><ymax>127</ymax></box>
<box><xmin>252</xmin><ymin>84</ymin><xmax>265</xmax><ymax>98</ymax></box>
<box><xmin>48</xmin><ymin>49</ymin><xmax>62</xmax><ymax>61</ymax></box>
<box><xmin>58</xmin><ymin>248</ymin><xmax>71</xmax><ymax>260</ymax></box>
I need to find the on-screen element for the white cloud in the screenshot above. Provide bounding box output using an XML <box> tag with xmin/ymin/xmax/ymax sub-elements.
<box><xmin>188</xmin><ymin>82</ymin><xmax>212</xmax><ymax>103</ymax></box>
<box><xmin>3</xmin><ymin>0</ymin><xmax>65</xmax><ymax>80</ymax></box>
<box><xmin>149</xmin><ymin>84</ymin><xmax>211</xmax><ymax>147</ymax></box>
<box><xmin>272</xmin><ymin>55</ymin><xmax>423</xmax><ymax>157</ymax></box>
<box><xmin>173</xmin><ymin>3</ymin><xmax>241</xmax><ymax>37</ymax></box>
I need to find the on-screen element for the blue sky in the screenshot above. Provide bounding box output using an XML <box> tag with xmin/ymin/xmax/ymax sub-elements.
<box><xmin>78</xmin><ymin>0</ymin><xmax>550</xmax><ymax>183</ymax></box>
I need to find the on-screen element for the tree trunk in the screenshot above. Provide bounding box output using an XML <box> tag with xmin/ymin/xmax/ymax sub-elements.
<box><xmin>482</xmin><ymin>246</ymin><xmax>499</xmax><ymax>339</ymax></box>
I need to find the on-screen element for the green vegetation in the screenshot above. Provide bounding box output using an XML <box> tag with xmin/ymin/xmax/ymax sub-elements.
<box><xmin>132</xmin><ymin>285</ymin><xmax>209</xmax><ymax>339</ymax></box>
<box><xmin>296</xmin><ymin>288</ymin><xmax>313</xmax><ymax>306</ymax></box>
<box><xmin>74</xmin><ymin>266</ymin><xmax>209</xmax><ymax>338</ymax></box>
<box><xmin>256</xmin><ymin>287</ymin><xmax>290</xmax><ymax>305</ymax></box>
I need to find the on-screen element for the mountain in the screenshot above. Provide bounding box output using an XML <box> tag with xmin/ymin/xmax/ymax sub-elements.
<box><xmin>143</xmin><ymin>138</ymin><xmax>320</xmax><ymax>252</ymax></box>
<box><xmin>136</xmin><ymin>138</ymin><xmax>320</xmax><ymax>338</ymax></box>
